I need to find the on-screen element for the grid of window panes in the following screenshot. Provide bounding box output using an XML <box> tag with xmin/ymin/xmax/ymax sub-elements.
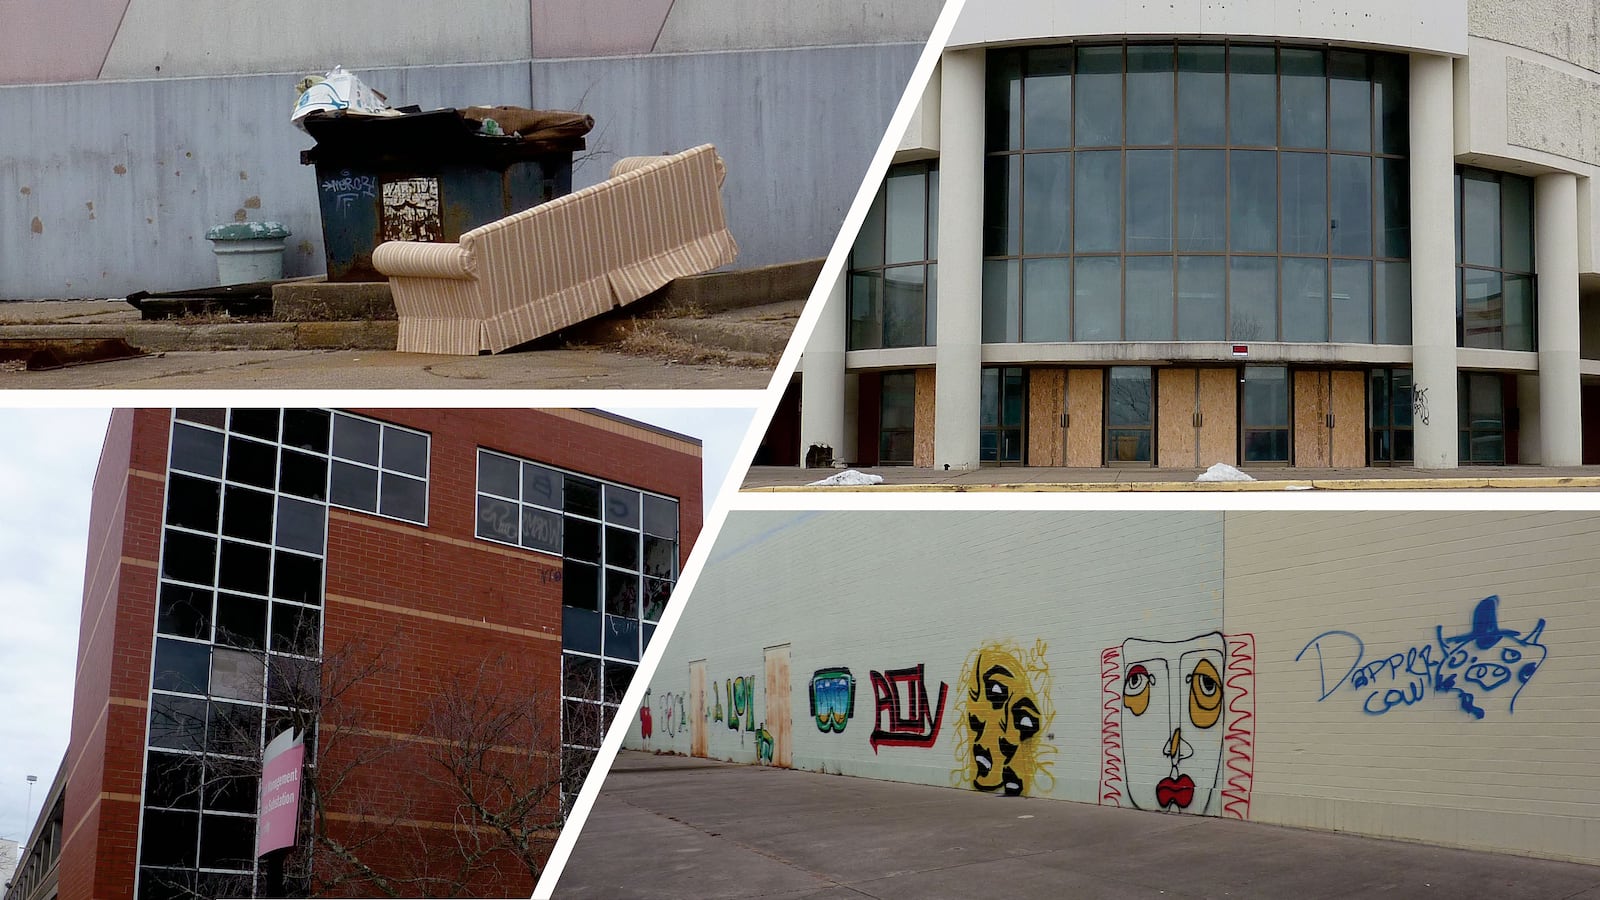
<box><xmin>141</xmin><ymin>410</ymin><xmax>424</xmax><ymax>899</ymax></box>
<box><xmin>1459</xmin><ymin>372</ymin><xmax>1508</xmax><ymax>463</ymax></box>
<box><xmin>472</xmin><ymin>450</ymin><xmax>680</xmax><ymax>787</ymax></box>
<box><xmin>981</xmin><ymin>366</ymin><xmax>1026</xmax><ymax>463</ymax></box>
<box><xmin>1456</xmin><ymin>168</ymin><xmax>1536</xmax><ymax>351</ymax></box>
<box><xmin>1369</xmin><ymin>367</ymin><xmax>1416</xmax><ymax>463</ymax></box>
<box><xmin>849</xmin><ymin>162</ymin><xmax>939</xmax><ymax>349</ymax></box>
<box><xmin>982</xmin><ymin>43</ymin><xmax>1412</xmax><ymax>345</ymax></box>
<box><xmin>327</xmin><ymin>412</ymin><xmax>430</xmax><ymax>524</ymax></box>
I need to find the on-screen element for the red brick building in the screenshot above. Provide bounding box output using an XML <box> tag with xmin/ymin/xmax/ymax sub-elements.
<box><xmin>39</xmin><ymin>408</ymin><xmax>701</xmax><ymax>899</ymax></box>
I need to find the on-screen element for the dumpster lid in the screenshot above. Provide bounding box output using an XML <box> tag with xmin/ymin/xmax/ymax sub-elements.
<box><xmin>299</xmin><ymin>107</ymin><xmax>586</xmax><ymax>167</ymax></box>
<box><xmin>205</xmin><ymin>221</ymin><xmax>291</xmax><ymax>241</ymax></box>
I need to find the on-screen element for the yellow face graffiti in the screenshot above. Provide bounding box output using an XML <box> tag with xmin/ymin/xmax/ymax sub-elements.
<box><xmin>955</xmin><ymin>641</ymin><xmax>1054</xmax><ymax>797</ymax></box>
<box><xmin>1188</xmin><ymin>658</ymin><xmax>1222</xmax><ymax>728</ymax></box>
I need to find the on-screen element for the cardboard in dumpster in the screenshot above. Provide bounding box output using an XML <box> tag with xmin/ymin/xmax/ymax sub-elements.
<box><xmin>291</xmin><ymin>66</ymin><xmax>401</xmax><ymax>132</ymax></box>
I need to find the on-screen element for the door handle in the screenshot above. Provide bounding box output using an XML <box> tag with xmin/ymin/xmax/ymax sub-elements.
<box><xmin>1193</xmin><ymin>410</ymin><xmax>1203</xmax><ymax>428</ymax></box>
<box><xmin>1061</xmin><ymin>413</ymin><xmax>1070</xmax><ymax>428</ymax></box>
<box><xmin>1326</xmin><ymin>413</ymin><xmax>1335</xmax><ymax>429</ymax></box>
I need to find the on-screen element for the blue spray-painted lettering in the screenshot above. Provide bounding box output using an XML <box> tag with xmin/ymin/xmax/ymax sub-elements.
<box><xmin>1296</xmin><ymin>595</ymin><xmax>1546</xmax><ymax>720</ymax></box>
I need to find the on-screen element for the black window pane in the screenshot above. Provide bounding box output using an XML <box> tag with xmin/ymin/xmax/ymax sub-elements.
<box><xmin>229</xmin><ymin>409</ymin><xmax>279</xmax><ymax>442</ymax></box>
<box><xmin>476</xmin><ymin>495</ymin><xmax>518</xmax><ymax>543</ymax></box>
<box><xmin>220</xmin><ymin>485</ymin><xmax>273</xmax><ymax>543</ymax></box>
<box><xmin>145</xmin><ymin>751</ymin><xmax>201</xmax><ymax>809</ymax></box>
<box><xmin>176</xmin><ymin>408</ymin><xmax>226</xmax><ymax>429</ymax></box>
<box><xmin>153</xmin><ymin>637</ymin><xmax>210</xmax><ymax>694</ymax></box>
<box><xmin>267</xmin><ymin>655</ymin><xmax>321</xmax><ymax>710</ymax></box>
<box><xmin>523</xmin><ymin>463</ymin><xmax>563</xmax><ymax>509</ymax></box>
<box><xmin>642</xmin><ymin>578</ymin><xmax>672</xmax><ymax>622</ymax></box>
<box><xmin>642</xmin><ymin>495</ymin><xmax>678</xmax><ymax>539</ymax></box>
<box><xmin>643</xmin><ymin>536</ymin><xmax>676</xmax><ymax>579</ymax></box>
<box><xmin>564</xmin><ymin>518</ymin><xmax>601</xmax><ymax>563</ymax></box>
<box><xmin>279</xmin><ymin>450</ymin><xmax>328</xmax><ymax>500</ymax></box>
<box><xmin>565</xmin><ymin>476</ymin><xmax>601</xmax><ymax>519</ymax></box>
<box><xmin>564</xmin><ymin>560</ymin><xmax>600</xmax><ymax>611</ymax></box>
<box><xmin>214</xmin><ymin>593</ymin><xmax>268</xmax><ymax>649</ymax></box>
<box><xmin>984</xmin><ymin>156</ymin><xmax>1020</xmax><ymax>257</ymax></box>
<box><xmin>282</xmin><ymin>408</ymin><xmax>331</xmax><ymax>453</ymax></box>
<box><xmin>988</xmin><ymin>49</ymin><xmax>1023</xmax><ymax>151</ymax></box>
<box><xmin>157</xmin><ymin>583</ymin><xmax>212</xmax><ymax>640</ymax></box>
<box><xmin>170</xmin><ymin>424</ymin><xmax>224</xmax><ymax>478</ymax></box>
<box><xmin>606</xmin><ymin>569</ymin><xmax>639</xmax><ymax>618</ymax></box>
<box><xmin>605</xmin><ymin>615</ymin><xmax>641</xmax><ymax>661</ymax></box>
<box><xmin>606</xmin><ymin>526</ymin><xmax>639</xmax><ymax>571</ymax></box>
<box><xmin>224</xmin><ymin>436</ymin><xmax>276</xmax><ymax>490</ymax></box>
<box><xmin>218</xmin><ymin>541</ymin><xmax>271</xmax><ymax>595</ymax></box>
<box><xmin>329</xmin><ymin>460</ymin><xmax>378</xmax><ymax>512</ymax></box>
<box><xmin>207</xmin><ymin>700</ymin><xmax>262</xmax><ymax>756</ymax></box>
<box><xmin>604</xmin><ymin>661</ymin><xmax>636</xmax><ymax>704</ymax></box>
<box><xmin>271</xmin><ymin>551</ymin><xmax>323</xmax><ymax>606</ymax></box>
<box><xmin>270</xmin><ymin>603</ymin><xmax>321</xmax><ymax>655</ymax></box>
<box><xmin>604</xmin><ymin>486</ymin><xmax>641</xmax><ymax>528</ymax></box>
<box><xmin>381</xmin><ymin>426</ymin><xmax>429</xmax><ymax>478</ymax></box>
<box><xmin>379</xmin><ymin>472</ymin><xmax>427</xmax><ymax>523</ymax></box>
<box><xmin>479</xmin><ymin>452</ymin><xmax>520</xmax><ymax>498</ymax></box>
<box><xmin>332</xmin><ymin>414</ymin><xmax>381</xmax><ymax>465</ymax></box>
<box><xmin>563</xmin><ymin>605</ymin><xmax>602</xmax><ymax>653</ymax></box>
<box><xmin>148</xmin><ymin>694</ymin><xmax>207</xmax><ymax>751</ymax></box>
<box><xmin>521</xmin><ymin>506</ymin><xmax>562</xmax><ymax>554</ymax></box>
<box><xmin>199</xmin><ymin>813</ymin><xmax>257</xmax><ymax>870</ymax></box>
<box><xmin>139</xmin><ymin>809</ymin><xmax>199</xmax><ymax>867</ymax></box>
<box><xmin>162</xmin><ymin>530</ymin><xmax>217</xmax><ymax>586</ymax></box>
<box><xmin>165</xmin><ymin>474</ymin><xmax>220</xmax><ymax>533</ymax></box>
<box><xmin>564</xmin><ymin>653</ymin><xmax>601</xmax><ymax>700</ymax></box>
<box><xmin>204</xmin><ymin>771</ymin><xmax>258</xmax><ymax>814</ymax></box>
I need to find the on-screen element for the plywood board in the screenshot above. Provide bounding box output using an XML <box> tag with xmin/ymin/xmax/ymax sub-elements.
<box><xmin>1027</xmin><ymin>368</ymin><xmax>1067</xmax><ymax>466</ymax></box>
<box><xmin>1158</xmin><ymin>368</ymin><xmax>1198</xmax><ymax>468</ymax></box>
<box><xmin>765</xmin><ymin>645</ymin><xmax>792</xmax><ymax>768</ymax></box>
<box><xmin>1331</xmin><ymin>369</ymin><xmax>1367</xmax><ymax>467</ymax></box>
<box><xmin>913</xmin><ymin>368</ymin><xmax>937</xmax><ymax>467</ymax></box>
<box><xmin>690</xmin><ymin>660</ymin><xmax>707</xmax><ymax>758</ymax></box>
<box><xmin>1293</xmin><ymin>370</ymin><xmax>1330</xmax><ymax>467</ymax></box>
<box><xmin>1066</xmin><ymin>369</ymin><xmax>1104</xmax><ymax>467</ymax></box>
<box><xmin>1198</xmin><ymin>368</ymin><xmax>1239</xmax><ymax>466</ymax></box>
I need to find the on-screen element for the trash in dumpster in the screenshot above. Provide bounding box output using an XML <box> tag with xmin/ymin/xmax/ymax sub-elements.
<box><xmin>291</xmin><ymin>66</ymin><xmax>401</xmax><ymax>131</ymax></box>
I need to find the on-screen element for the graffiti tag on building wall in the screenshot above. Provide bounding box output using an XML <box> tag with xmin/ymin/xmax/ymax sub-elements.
<box><xmin>640</xmin><ymin>689</ymin><xmax>652</xmax><ymax>739</ymax></box>
<box><xmin>655</xmin><ymin>690</ymin><xmax>687</xmax><ymax>739</ymax></box>
<box><xmin>1297</xmin><ymin>595</ymin><xmax>1546</xmax><ymax>720</ymax></box>
<box><xmin>756</xmin><ymin>724</ymin><xmax>775</xmax><ymax>763</ymax></box>
<box><xmin>725</xmin><ymin>676</ymin><xmax>756</xmax><ymax>732</ymax></box>
<box><xmin>869</xmin><ymin>664</ymin><xmax>947</xmax><ymax>752</ymax></box>
<box><xmin>952</xmin><ymin>640</ymin><xmax>1054</xmax><ymax>797</ymax></box>
<box><xmin>1100</xmin><ymin>632</ymin><xmax>1255</xmax><ymax>818</ymax></box>
<box><xmin>808</xmin><ymin>667</ymin><xmax>855</xmax><ymax>733</ymax></box>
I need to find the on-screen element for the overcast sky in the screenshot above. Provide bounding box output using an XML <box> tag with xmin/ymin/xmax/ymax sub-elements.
<box><xmin>0</xmin><ymin>405</ymin><xmax>754</xmax><ymax>847</ymax></box>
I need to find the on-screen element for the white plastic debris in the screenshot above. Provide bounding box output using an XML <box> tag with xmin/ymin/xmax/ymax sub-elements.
<box><xmin>808</xmin><ymin>469</ymin><xmax>884</xmax><ymax>486</ymax></box>
<box><xmin>1195</xmin><ymin>462</ymin><xmax>1255</xmax><ymax>482</ymax></box>
<box><xmin>291</xmin><ymin>66</ymin><xmax>399</xmax><ymax>131</ymax></box>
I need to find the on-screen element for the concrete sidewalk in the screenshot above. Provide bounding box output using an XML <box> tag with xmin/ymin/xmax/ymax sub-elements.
<box><xmin>556</xmin><ymin>751</ymin><xmax>1600</xmax><ymax>899</ymax></box>
<box><xmin>741</xmin><ymin>464</ymin><xmax>1600</xmax><ymax>491</ymax></box>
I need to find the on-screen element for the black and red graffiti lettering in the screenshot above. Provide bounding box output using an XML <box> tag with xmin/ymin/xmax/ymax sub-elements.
<box><xmin>869</xmin><ymin>664</ymin><xmax>948</xmax><ymax>752</ymax></box>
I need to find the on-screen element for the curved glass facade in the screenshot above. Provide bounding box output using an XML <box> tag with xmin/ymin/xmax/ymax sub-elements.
<box><xmin>849</xmin><ymin>162</ymin><xmax>939</xmax><ymax>350</ymax></box>
<box><xmin>983</xmin><ymin>43</ymin><xmax>1412</xmax><ymax>345</ymax></box>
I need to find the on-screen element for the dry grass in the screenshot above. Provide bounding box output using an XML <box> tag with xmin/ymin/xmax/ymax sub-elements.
<box><xmin>606</xmin><ymin>323</ymin><xmax>777</xmax><ymax>369</ymax></box>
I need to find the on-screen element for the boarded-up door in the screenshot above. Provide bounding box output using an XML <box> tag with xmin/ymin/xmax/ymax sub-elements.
<box><xmin>1065</xmin><ymin>369</ymin><xmax>1104</xmax><ymax>466</ymax></box>
<box><xmin>1294</xmin><ymin>370</ymin><xmax>1366</xmax><ymax>467</ymax></box>
<box><xmin>764</xmin><ymin>645</ymin><xmax>792</xmax><ymax>768</ymax></box>
<box><xmin>690</xmin><ymin>660</ymin><xmax>708</xmax><ymax>758</ymax></box>
<box><xmin>1157</xmin><ymin>369</ymin><xmax>1238</xmax><ymax>467</ymax></box>
<box><xmin>1028</xmin><ymin>368</ymin><xmax>1068</xmax><ymax>465</ymax></box>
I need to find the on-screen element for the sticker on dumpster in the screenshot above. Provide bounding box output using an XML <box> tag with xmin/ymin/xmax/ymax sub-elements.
<box><xmin>382</xmin><ymin>177</ymin><xmax>441</xmax><ymax>242</ymax></box>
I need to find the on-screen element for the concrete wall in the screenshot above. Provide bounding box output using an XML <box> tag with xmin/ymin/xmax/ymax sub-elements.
<box><xmin>947</xmin><ymin>0</ymin><xmax>1468</xmax><ymax>55</ymax></box>
<box><xmin>630</xmin><ymin>510</ymin><xmax>1600</xmax><ymax>866</ymax></box>
<box><xmin>1</xmin><ymin>45</ymin><xmax>918</xmax><ymax>299</ymax></box>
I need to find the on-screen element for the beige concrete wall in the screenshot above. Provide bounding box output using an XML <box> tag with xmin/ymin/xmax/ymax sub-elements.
<box><xmin>654</xmin><ymin>0</ymin><xmax>942</xmax><ymax>53</ymax></box>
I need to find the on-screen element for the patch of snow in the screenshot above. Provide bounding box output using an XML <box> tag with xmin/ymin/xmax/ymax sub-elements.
<box><xmin>808</xmin><ymin>469</ymin><xmax>884</xmax><ymax>486</ymax></box>
<box><xmin>1195</xmin><ymin>463</ymin><xmax>1255</xmax><ymax>482</ymax></box>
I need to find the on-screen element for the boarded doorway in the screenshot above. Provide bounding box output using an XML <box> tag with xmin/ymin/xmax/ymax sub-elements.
<box><xmin>764</xmin><ymin>645</ymin><xmax>793</xmax><ymax>768</ymax></box>
<box><xmin>690</xmin><ymin>660</ymin><xmax>708</xmax><ymax>758</ymax></box>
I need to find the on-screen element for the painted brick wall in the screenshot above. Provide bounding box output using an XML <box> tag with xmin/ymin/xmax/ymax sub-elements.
<box><xmin>629</xmin><ymin>510</ymin><xmax>1600</xmax><ymax>865</ymax></box>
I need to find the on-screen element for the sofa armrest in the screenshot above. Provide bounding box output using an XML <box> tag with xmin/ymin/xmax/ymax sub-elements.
<box><xmin>373</xmin><ymin>241</ymin><xmax>475</xmax><ymax>280</ymax></box>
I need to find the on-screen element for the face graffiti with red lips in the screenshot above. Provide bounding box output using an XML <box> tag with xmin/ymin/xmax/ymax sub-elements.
<box><xmin>1120</xmin><ymin>634</ymin><xmax>1227</xmax><ymax>814</ymax></box>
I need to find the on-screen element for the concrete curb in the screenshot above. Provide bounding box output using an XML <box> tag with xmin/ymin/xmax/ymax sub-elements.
<box><xmin>0</xmin><ymin>322</ymin><xmax>398</xmax><ymax>352</ymax></box>
<box><xmin>747</xmin><ymin>476</ymin><xmax>1600</xmax><ymax>491</ymax></box>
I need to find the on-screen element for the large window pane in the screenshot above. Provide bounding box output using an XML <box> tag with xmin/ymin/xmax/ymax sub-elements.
<box><xmin>1075</xmin><ymin>46</ymin><xmax>1124</xmax><ymax>146</ymax></box>
<box><xmin>982</xmin><ymin>260</ymin><xmax>1020</xmax><ymax>343</ymax></box>
<box><xmin>1502</xmin><ymin>174</ymin><xmax>1533</xmax><ymax>272</ymax></box>
<box><xmin>987</xmin><ymin>49</ymin><xmax>1023</xmax><ymax>152</ymax></box>
<box><xmin>1125</xmin><ymin>256</ymin><xmax>1174</xmax><ymax>341</ymax></box>
<box><xmin>1331</xmin><ymin>259</ymin><xmax>1373</xmax><ymax>344</ymax></box>
<box><xmin>849</xmin><ymin>273</ymin><xmax>882</xmax><ymax>351</ymax></box>
<box><xmin>1074</xmin><ymin>257</ymin><xmax>1122</xmax><ymax>340</ymax></box>
<box><xmin>1177</xmin><ymin>256</ymin><xmax>1226</xmax><ymax>340</ymax></box>
<box><xmin>1280</xmin><ymin>49</ymin><xmax>1326</xmax><ymax>148</ymax></box>
<box><xmin>1074</xmin><ymin>150</ymin><xmax>1121</xmax><ymax>252</ymax></box>
<box><xmin>1461</xmin><ymin>172</ymin><xmax>1501</xmax><ymax>268</ymax></box>
<box><xmin>1282</xmin><ymin>257</ymin><xmax>1328</xmax><ymax>342</ymax></box>
<box><xmin>984</xmin><ymin>156</ymin><xmax>1020</xmax><ymax>256</ymax></box>
<box><xmin>1229</xmin><ymin>257</ymin><xmax>1277</xmax><ymax>340</ymax></box>
<box><xmin>1022</xmin><ymin>152</ymin><xmax>1071</xmax><ymax>254</ymax></box>
<box><xmin>1022</xmin><ymin>258</ymin><xmax>1072</xmax><ymax>342</ymax></box>
<box><xmin>1328</xmin><ymin>52</ymin><xmax>1372</xmax><ymax>152</ymax></box>
<box><xmin>1228</xmin><ymin>47</ymin><xmax>1277</xmax><ymax>146</ymax></box>
<box><xmin>1241</xmin><ymin>367</ymin><xmax>1290</xmax><ymax>462</ymax></box>
<box><xmin>1229</xmin><ymin>150</ymin><xmax>1277</xmax><ymax>252</ymax></box>
<box><xmin>1125</xmin><ymin>150</ymin><xmax>1172</xmax><ymax>251</ymax></box>
<box><xmin>1281</xmin><ymin>152</ymin><xmax>1327</xmax><ymax>254</ymax></box>
<box><xmin>1461</xmin><ymin>268</ymin><xmax>1502</xmax><ymax>349</ymax></box>
<box><xmin>170</xmin><ymin>424</ymin><xmax>224</xmax><ymax>478</ymax></box>
<box><xmin>1177</xmin><ymin>46</ymin><xmax>1226</xmax><ymax>144</ymax></box>
<box><xmin>1377</xmin><ymin>158</ymin><xmax>1410</xmax><ymax>258</ymax></box>
<box><xmin>1126</xmin><ymin>45</ymin><xmax>1174</xmax><ymax>145</ymax></box>
<box><xmin>1176</xmin><ymin>150</ymin><xmax>1225</xmax><ymax>251</ymax></box>
<box><xmin>853</xmin><ymin>186</ymin><xmax>885</xmax><ymax>268</ymax></box>
<box><xmin>1504</xmin><ymin>274</ymin><xmax>1535</xmax><ymax>352</ymax></box>
<box><xmin>1373</xmin><ymin>54</ymin><xmax>1408</xmax><ymax>155</ymax></box>
<box><xmin>1375</xmin><ymin>261</ymin><xmax>1412</xmax><ymax>344</ymax></box>
<box><xmin>1024</xmin><ymin>48</ymin><xmax>1073</xmax><ymax>148</ymax></box>
<box><xmin>883</xmin><ymin>267</ymin><xmax>927</xmax><ymax>348</ymax></box>
<box><xmin>885</xmin><ymin>168</ymin><xmax>927</xmax><ymax>264</ymax></box>
<box><xmin>1330</xmin><ymin>154</ymin><xmax>1373</xmax><ymax>256</ymax></box>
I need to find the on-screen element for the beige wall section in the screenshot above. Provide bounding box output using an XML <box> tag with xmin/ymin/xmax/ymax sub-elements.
<box><xmin>898</xmin><ymin>63</ymin><xmax>942</xmax><ymax>158</ymax></box>
<box><xmin>1065</xmin><ymin>368</ymin><xmax>1103</xmax><ymax>466</ymax></box>
<box><xmin>1197</xmin><ymin>368</ymin><xmax>1238</xmax><ymax>465</ymax></box>
<box><xmin>99</xmin><ymin>0</ymin><xmax>530</xmax><ymax>78</ymax></box>
<box><xmin>1504</xmin><ymin>58</ymin><xmax>1600</xmax><ymax>168</ymax></box>
<box><xmin>654</xmin><ymin>0</ymin><xmax>943</xmax><ymax>53</ymax></box>
<box><xmin>914</xmin><ymin>368</ymin><xmax>937</xmax><ymax>467</ymax></box>
<box><xmin>1158</xmin><ymin>368</ymin><xmax>1198</xmax><ymax>468</ymax></box>
<box><xmin>1225</xmin><ymin>511</ymin><xmax>1600</xmax><ymax>865</ymax></box>
<box><xmin>1028</xmin><ymin>368</ymin><xmax>1067</xmax><ymax>465</ymax></box>
<box><xmin>1469</xmin><ymin>0</ymin><xmax>1600</xmax><ymax>73</ymax></box>
<box><xmin>949</xmin><ymin>0</ymin><xmax>1467</xmax><ymax>54</ymax></box>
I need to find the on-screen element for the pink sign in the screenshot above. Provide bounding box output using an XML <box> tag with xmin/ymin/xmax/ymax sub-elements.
<box><xmin>257</xmin><ymin>729</ymin><xmax>305</xmax><ymax>857</ymax></box>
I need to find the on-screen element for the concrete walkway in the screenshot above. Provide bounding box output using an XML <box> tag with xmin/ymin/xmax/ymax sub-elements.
<box><xmin>742</xmin><ymin>464</ymin><xmax>1600</xmax><ymax>491</ymax></box>
<box><xmin>556</xmin><ymin>751</ymin><xmax>1600</xmax><ymax>900</ymax></box>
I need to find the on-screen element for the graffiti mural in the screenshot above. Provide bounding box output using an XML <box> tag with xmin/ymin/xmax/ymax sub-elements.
<box><xmin>756</xmin><ymin>724</ymin><xmax>775</xmax><ymax>763</ymax></box>
<box><xmin>712</xmin><ymin>680</ymin><xmax>723</xmax><ymax>723</ymax></box>
<box><xmin>655</xmin><ymin>691</ymin><xmax>688</xmax><ymax>740</ymax></box>
<box><xmin>725</xmin><ymin>676</ymin><xmax>756</xmax><ymax>732</ymax></box>
<box><xmin>1297</xmin><ymin>594</ymin><xmax>1547</xmax><ymax>720</ymax></box>
<box><xmin>1100</xmin><ymin>632</ymin><xmax>1255</xmax><ymax>818</ymax></box>
<box><xmin>640</xmin><ymin>689</ymin><xmax>653</xmax><ymax>739</ymax></box>
<box><xmin>808</xmin><ymin>667</ymin><xmax>856</xmax><ymax>733</ymax></box>
<box><xmin>869</xmin><ymin>664</ymin><xmax>948</xmax><ymax>752</ymax></box>
<box><xmin>952</xmin><ymin>640</ymin><xmax>1055</xmax><ymax>796</ymax></box>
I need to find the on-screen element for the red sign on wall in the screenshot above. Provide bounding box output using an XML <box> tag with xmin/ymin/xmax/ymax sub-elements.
<box><xmin>257</xmin><ymin>728</ymin><xmax>304</xmax><ymax>857</ymax></box>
